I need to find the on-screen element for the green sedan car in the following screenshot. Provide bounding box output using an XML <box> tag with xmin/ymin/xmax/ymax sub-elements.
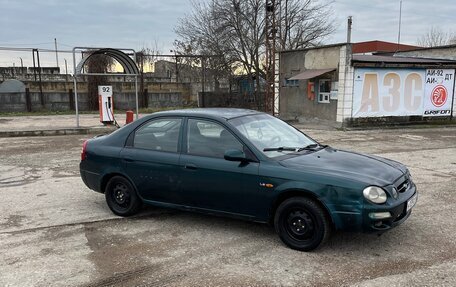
<box><xmin>80</xmin><ymin>108</ymin><xmax>417</xmax><ymax>251</ymax></box>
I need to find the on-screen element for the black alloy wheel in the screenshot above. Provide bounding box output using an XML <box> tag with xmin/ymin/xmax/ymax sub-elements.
<box><xmin>274</xmin><ymin>197</ymin><xmax>331</xmax><ymax>251</ymax></box>
<box><xmin>105</xmin><ymin>176</ymin><xmax>142</xmax><ymax>216</ymax></box>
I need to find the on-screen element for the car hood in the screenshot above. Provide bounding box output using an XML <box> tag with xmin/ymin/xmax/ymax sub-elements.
<box><xmin>280</xmin><ymin>147</ymin><xmax>406</xmax><ymax>186</ymax></box>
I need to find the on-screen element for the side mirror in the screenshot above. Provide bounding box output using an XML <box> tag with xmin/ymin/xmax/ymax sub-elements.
<box><xmin>224</xmin><ymin>149</ymin><xmax>248</xmax><ymax>162</ymax></box>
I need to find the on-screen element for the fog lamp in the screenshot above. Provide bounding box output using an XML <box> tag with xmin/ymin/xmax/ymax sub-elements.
<box><xmin>369</xmin><ymin>212</ymin><xmax>392</xmax><ymax>219</ymax></box>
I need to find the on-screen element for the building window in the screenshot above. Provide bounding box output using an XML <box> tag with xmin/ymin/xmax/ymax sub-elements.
<box><xmin>318</xmin><ymin>79</ymin><xmax>331</xmax><ymax>103</ymax></box>
<box><xmin>284</xmin><ymin>78</ymin><xmax>299</xmax><ymax>87</ymax></box>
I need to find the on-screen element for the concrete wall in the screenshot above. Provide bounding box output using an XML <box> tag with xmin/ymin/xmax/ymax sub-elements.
<box><xmin>0</xmin><ymin>93</ymin><xmax>26</xmax><ymax>112</ymax></box>
<box><xmin>0</xmin><ymin>77</ymin><xmax>195</xmax><ymax>112</ymax></box>
<box><xmin>279</xmin><ymin>45</ymin><xmax>345</xmax><ymax>121</ymax></box>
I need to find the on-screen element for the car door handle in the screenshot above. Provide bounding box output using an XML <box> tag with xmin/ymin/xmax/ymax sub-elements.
<box><xmin>184</xmin><ymin>164</ymin><xmax>198</xmax><ymax>170</ymax></box>
<box><xmin>123</xmin><ymin>157</ymin><xmax>135</xmax><ymax>162</ymax></box>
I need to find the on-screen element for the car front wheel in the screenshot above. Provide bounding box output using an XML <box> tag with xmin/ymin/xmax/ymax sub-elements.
<box><xmin>105</xmin><ymin>176</ymin><xmax>142</xmax><ymax>216</ymax></box>
<box><xmin>274</xmin><ymin>197</ymin><xmax>331</xmax><ymax>251</ymax></box>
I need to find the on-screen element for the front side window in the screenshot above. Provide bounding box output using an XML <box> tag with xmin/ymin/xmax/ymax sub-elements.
<box><xmin>229</xmin><ymin>114</ymin><xmax>316</xmax><ymax>158</ymax></box>
<box><xmin>134</xmin><ymin>118</ymin><xmax>182</xmax><ymax>152</ymax></box>
<box><xmin>187</xmin><ymin>119</ymin><xmax>243</xmax><ymax>158</ymax></box>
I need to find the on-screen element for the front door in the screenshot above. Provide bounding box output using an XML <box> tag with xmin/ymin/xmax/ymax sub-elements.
<box><xmin>179</xmin><ymin>118</ymin><xmax>260</xmax><ymax>217</ymax></box>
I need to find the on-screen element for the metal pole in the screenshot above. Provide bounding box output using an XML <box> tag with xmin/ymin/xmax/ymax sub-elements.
<box><xmin>54</xmin><ymin>38</ymin><xmax>59</xmax><ymax>69</ymax></box>
<box><xmin>64</xmin><ymin>59</ymin><xmax>68</xmax><ymax>80</ymax></box>
<box><xmin>135</xmin><ymin>75</ymin><xmax>139</xmax><ymax>119</ymax></box>
<box><xmin>36</xmin><ymin>49</ymin><xmax>44</xmax><ymax>107</ymax></box>
<box><xmin>201</xmin><ymin>56</ymin><xmax>205</xmax><ymax>107</ymax></box>
<box><xmin>73</xmin><ymin>48</ymin><xmax>80</xmax><ymax>127</ymax></box>
<box><xmin>32</xmin><ymin>50</ymin><xmax>36</xmax><ymax>81</ymax></box>
<box><xmin>175</xmin><ymin>54</ymin><xmax>179</xmax><ymax>83</ymax></box>
<box><xmin>347</xmin><ymin>16</ymin><xmax>353</xmax><ymax>43</ymax></box>
<box><xmin>64</xmin><ymin>59</ymin><xmax>68</xmax><ymax>89</ymax></box>
<box><xmin>397</xmin><ymin>0</ymin><xmax>403</xmax><ymax>51</ymax></box>
<box><xmin>19</xmin><ymin>57</ymin><xmax>23</xmax><ymax>74</ymax></box>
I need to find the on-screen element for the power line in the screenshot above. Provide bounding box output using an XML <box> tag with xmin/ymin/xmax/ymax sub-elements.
<box><xmin>0</xmin><ymin>42</ymin><xmax>54</xmax><ymax>47</ymax></box>
<box><xmin>0</xmin><ymin>47</ymin><xmax>74</xmax><ymax>53</ymax></box>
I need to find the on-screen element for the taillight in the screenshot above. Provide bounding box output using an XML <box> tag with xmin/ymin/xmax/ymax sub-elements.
<box><xmin>81</xmin><ymin>140</ymin><xmax>88</xmax><ymax>161</ymax></box>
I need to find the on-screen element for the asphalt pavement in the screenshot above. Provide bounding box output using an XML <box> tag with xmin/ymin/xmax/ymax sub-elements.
<box><xmin>0</xmin><ymin>124</ymin><xmax>455</xmax><ymax>286</ymax></box>
<box><xmin>0</xmin><ymin>114</ymin><xmax>125</xmax><ymax>137</ymax></box>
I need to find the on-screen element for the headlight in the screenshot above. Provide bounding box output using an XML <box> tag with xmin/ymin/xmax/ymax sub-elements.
<box><xmin>363</xmin><ymin>186</ymin><xmax>387</xmax><ymax>204</ymax></box>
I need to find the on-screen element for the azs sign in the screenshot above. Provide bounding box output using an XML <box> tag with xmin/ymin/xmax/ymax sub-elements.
<box><xmin>352</xmin><ymin>68</ymin><xmax>455</xmax><ymax>118</ymax></box>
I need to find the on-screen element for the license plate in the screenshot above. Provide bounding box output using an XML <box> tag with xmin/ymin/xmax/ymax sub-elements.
<box><xmin>406</xmin><ymin>193</ymin><xmax>418</xmax><ymax>212</ymax></box>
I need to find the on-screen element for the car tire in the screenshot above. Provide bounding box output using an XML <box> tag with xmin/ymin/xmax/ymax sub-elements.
<box><xmin>105</xmin><ymin>176</ymin><xmax>142</xmax><ymax>216</ymax></box>
<box><xmin>274</xmin><ymin>197</ymin><xmax>331</xmax><ymax>251</ymax></box>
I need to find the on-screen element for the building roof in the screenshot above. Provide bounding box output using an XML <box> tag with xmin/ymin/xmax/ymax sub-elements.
<box><xmin>352</xmin><ymin>54</ymin><xmax>456</xmax><ymax>64</ymax></box>
<box><xmin>280</xmin><ymin>43</ymin><xmax>347</xmax><ymax>54</ymax></box>
<box><xmin>352</xmin><ymin>40</ymin><xmax>419</xmax><ymax>54</ymax></box>
<box><xmin>289</xmin><ymin>69</ymin><xmax>335</xmax><ymax>80</ymax></box>
<box><xmin>393</xmin><ymin>43</ymin><xmax>456</xmax><ymax>52</ymax></box>
<box><xmin>279</xmin><ymin>40</ymin><xmax>421</xmax><ymax>55</ymax></box>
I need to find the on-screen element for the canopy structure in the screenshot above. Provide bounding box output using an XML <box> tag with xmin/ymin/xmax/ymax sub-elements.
<box><xmin>288</xmin><ymin>68</ymin><xmax>335</xmax><ymax>80</ymax></box>
<box><xmin>75</xmin><ymin>48</ymin><xmax>139</xmax><ymax>75</ymax></box>
<box><xmin>72</xmin><ymin>47</ymin><xmax>140</xmax><ymax>127</ymax></box>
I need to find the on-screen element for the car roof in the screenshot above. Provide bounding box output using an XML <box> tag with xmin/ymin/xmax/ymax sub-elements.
<box><xmin>152</xmin><ymin>108</ymin><xmax>263</xmax><ymax>120</ymax></box>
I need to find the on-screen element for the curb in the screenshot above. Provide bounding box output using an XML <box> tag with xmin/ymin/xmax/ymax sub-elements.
<box><xmin>0</xmin><ymin>127</ymin><xmax>117</xmax><ymax>138</ymax></box>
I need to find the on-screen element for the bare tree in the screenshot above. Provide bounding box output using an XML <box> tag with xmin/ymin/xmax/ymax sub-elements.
<box><xmin>175</xmin><ymin>0</ymin><xmax>334</xmax><ymax>102</ymax></box>
<box><xmin>417</xmin><ymin>26</ymin><xmax>456</xmax><ymax>47</ymax></box>
<box><xmin>85</xmin><ymin>53</ymin><xmax>115</xmax><ymax>110</ymax></box>
<box><xmin>136</xmin><ymin>44</ymin><xmax>161</xmax><ymax>108</ymax></box>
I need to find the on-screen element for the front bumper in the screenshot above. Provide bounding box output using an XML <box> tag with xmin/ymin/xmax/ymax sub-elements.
<box><xmin>362</xmin><ymin>182</ymin><xmax>417</xmax><ymax>233</ymax></box>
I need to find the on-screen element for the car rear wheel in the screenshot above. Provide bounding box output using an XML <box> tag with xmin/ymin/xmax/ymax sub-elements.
<box><xmin>105</xmin><ymin>176</ymin><xmax>141</xmax><ymax>216</ymax></box>
<box><xmin>274</xmin><ymin>197</ymin><xmax>331</xmax><ymax>251</ymax></box>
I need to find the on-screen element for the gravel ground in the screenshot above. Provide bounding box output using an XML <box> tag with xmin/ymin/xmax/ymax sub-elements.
<box><xmin>0</xmin><ymin>126</ymin><xmax>455</xmax><ymax>286</ymax></box>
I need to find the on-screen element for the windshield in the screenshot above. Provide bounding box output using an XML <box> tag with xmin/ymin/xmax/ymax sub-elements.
<box><xmin>229</xmin><ymin>114</ymin><xmax>316</xmax><ymax>158</ymax></box>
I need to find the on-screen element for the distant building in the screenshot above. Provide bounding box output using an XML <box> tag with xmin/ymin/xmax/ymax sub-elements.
<box><xmin>0</xmin><ymin>67</ymin><xmax>27</xmax><ymax>77</ymax></box>
<box><xmin>352</xmin><ymin>40</ymin><xmax>418</xmax><ymax>54</ymax></box>
<box><xmin>278</xmin><ymin>40</ymin><xmax>456</xmax><ymax>126</ymax></box>
<box><xmin>28</xmin><ymin>67</ymin><xmax>60</xmax><ymax>75</ymax></box>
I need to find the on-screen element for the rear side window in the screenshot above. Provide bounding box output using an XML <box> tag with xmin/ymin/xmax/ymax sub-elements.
<box><xmin>134</xmin><ymin>118</ymin><xmax>182</xmax><ymax>152</ymax></box>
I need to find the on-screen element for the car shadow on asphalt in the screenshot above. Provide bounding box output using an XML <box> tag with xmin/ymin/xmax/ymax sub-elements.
<box><xmin>127</xmin><ymin>205</ymin><xmax>413</xmax><ymax>254</ymax></box>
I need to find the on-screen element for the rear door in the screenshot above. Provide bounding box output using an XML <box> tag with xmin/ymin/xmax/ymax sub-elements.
<box><xmin>121</xmin><ymin>117</ymin><xmax>183</xmax><ymax>204</ymax></box>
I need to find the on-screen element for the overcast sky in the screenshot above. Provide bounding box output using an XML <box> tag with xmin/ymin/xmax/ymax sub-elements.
<box><xmin>1</xmin><ymin>0</ymin><xmax>455</xmax><ymax>69</ymax></box>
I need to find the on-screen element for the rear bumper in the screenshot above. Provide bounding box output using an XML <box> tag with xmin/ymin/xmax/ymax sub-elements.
<box><xmin>80</xmin><ymin>163</ymin><xmax>103</xmax><ymax>193</ymax></box>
